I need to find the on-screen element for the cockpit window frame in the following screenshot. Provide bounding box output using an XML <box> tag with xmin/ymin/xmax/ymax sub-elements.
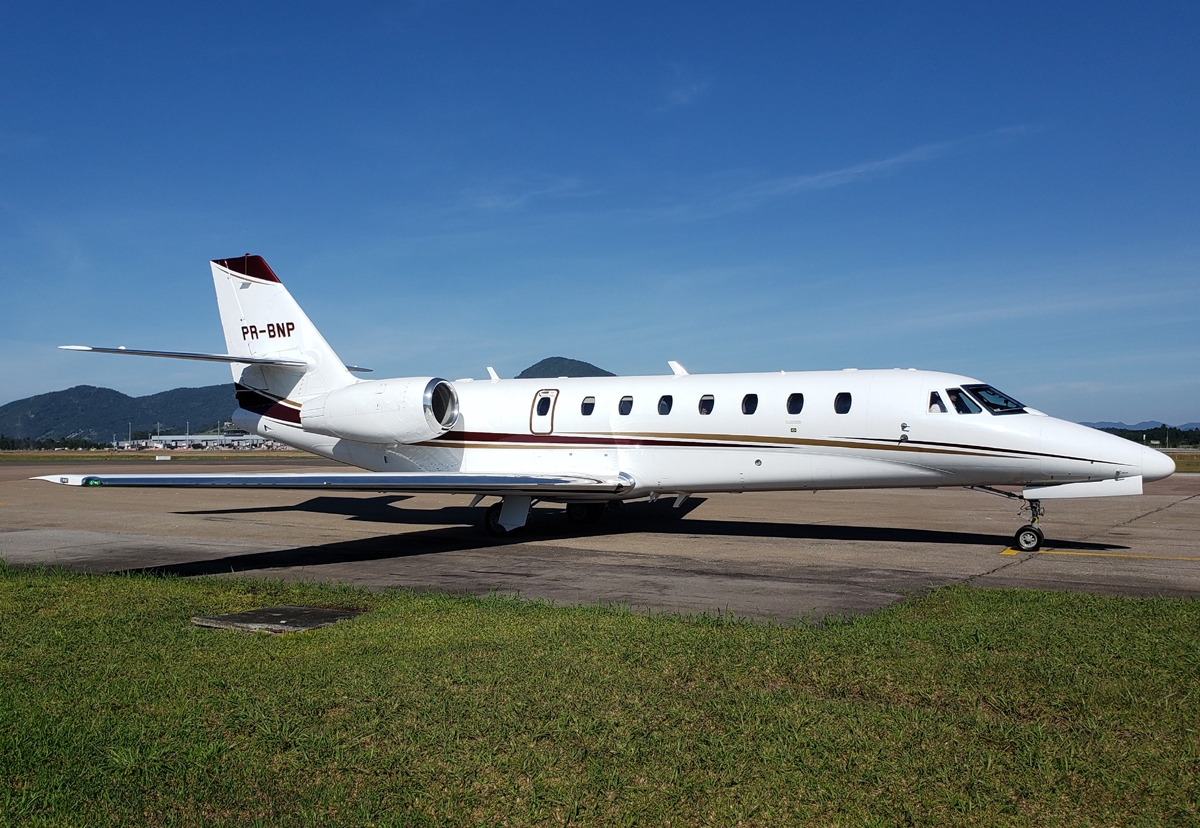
<box><xmin>963</xmin><ymin>384</ymin><xmax>1027</xmax><ymax>415</ymax></box>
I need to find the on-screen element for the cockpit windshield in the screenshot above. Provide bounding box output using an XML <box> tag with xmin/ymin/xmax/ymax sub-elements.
<box><xmin>946</xmin><ymin>388</ymin><xmax>982</xmax><ymax>414</ymax></box>
<box><xmin>963</xmin><ymin>384</ymin><xmax>1026</xmax><ymax>415</ymax></box>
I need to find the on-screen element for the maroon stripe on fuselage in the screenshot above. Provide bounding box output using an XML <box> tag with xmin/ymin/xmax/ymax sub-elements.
<box><xmin>434</xmin><ymin>430</ymin><xmax>718</xmax><ymax>449</ymax></box>
<box><xmin>432</xmin><ymin>429</ymin><xmax>1113</xmax><ymax>465</ymax></box>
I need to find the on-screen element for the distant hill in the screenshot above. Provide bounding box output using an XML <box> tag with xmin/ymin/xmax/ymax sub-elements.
<box><xmin>516</xmin><ymin>357</ymin><xmax>615</xmax><ymax>379</ymax></box>
<box><xmin>0</xmin><ymin>385</ymin><xmax>236</xmax><ymax>442</ymax></box>
<box><xmin>0</xmin><ymin>357</ymin><xmax>613</xmax><ymax>443</ymax></box>
<box><xmin>1081</xmin><ymin>421</ymin><xmax>1200</xmax><ymax>431</ymax></box>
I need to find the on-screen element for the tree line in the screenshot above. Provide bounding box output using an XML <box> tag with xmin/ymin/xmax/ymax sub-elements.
<box><xmin>0</xmin><ymin>435</ymin><xmax>107</xmax><ymax>450</ymax></box>
<box><xmin>1099</xmin><ymin>425</ymin><xmax>1200</xmax><ymax>448</ymax></box>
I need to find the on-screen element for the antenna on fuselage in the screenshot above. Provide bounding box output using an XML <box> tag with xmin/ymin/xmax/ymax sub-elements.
<box><xmin>668</xmin><ymin>360</ymin><xmax>688</xmax><ymax>376</ymax></box>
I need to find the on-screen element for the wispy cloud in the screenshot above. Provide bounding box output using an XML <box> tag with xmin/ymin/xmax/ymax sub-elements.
<box><xmin>665</xmin><ymin>79</ymin><xmax>708</xmax><ymax>108</ymax></box>
<box><xmin>659</xmin><ymin>63</ymin><xmax>710</xmax><ymax>109</ymax></box>
<box><xmin>461</xmin><ymin>176</ymin><xmax>595</xmax><ymax>212</ymax></box>
<box><xmin>734</xmin><ymin>140</ymin><xmax>952</xmax><ymax>201</ymax></box>
<box><xmin>644</xmin><ymin>126</ymin><xmax>1038</xmax><ymax>220</ymax></box>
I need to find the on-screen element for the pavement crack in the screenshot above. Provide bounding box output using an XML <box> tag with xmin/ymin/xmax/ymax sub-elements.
<box><xmin>1080</xmin><ymin>493</ymin><xmax>1199</xmax><ymax>542</ymax></box>
<box><xmin>964</xmin><ymin>551</ymin><xmax>1033</xmax><ymax>585</ymax></box>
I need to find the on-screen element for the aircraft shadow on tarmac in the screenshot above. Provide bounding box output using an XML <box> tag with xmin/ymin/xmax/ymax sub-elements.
<box><xmin>129</xmin><ymin>494</ymin><xmax>1128</xmax><ymax>578</ymax></box>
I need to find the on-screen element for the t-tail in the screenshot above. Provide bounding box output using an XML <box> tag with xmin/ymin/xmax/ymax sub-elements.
<box><xmin>59</xmin><ymin>254</ymin><xmax>370</xmax><ymax>431</ymax></box>
<box><xmin>210</xmin><ymin>255</ymin><xmax>359</xmax><ymax>426</ymax></box>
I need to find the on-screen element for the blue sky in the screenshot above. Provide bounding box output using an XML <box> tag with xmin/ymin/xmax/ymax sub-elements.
<box><xmin>2</xmin><ymin>1</ymin><xmax>1197</xmax><ymax>423</ymax></box>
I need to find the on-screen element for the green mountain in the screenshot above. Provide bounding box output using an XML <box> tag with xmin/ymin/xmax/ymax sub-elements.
<box><xmin>0</xmin><ymin>385</ymin><xmax>237</xmax><ymax>442</ymax></box>
<box><xmin>1</xmin><ymin>358</ymin><xmax>614</xmax><ymax>443</ymax></box>
<box><xmin>515</xmin><ymin>357</ymin><xmax>615</xmax><ymax>379</ymax></box>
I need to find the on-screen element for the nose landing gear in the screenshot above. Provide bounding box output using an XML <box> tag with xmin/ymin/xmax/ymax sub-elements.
<box><xmin>1014</xmin><ymin>498</ymin><xmax>1045</xmax><ymax>552</ymax></box>
<box><xmin>969</xmin><ymin>486</ymin><xmax>1046</xmax><ymax>552</ymax></box>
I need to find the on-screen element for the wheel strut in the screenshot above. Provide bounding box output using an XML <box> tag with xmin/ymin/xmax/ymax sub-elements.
<box><xmin>968</xmin><ymin>487</ymin><xmax>1047</xmax><ymax>552</ymax></box>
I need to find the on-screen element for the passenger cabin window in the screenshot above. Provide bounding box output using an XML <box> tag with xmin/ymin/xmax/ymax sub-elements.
<box><xmin>741</xmin><ymin>394</ymin><xmax>758</xmax><ymax>415</ymax></box>
<box><xmin>698</xmin><ymin>395</ymin><xmax>715</xmax><ymax>415</ymax></box>
<box><xmin>581</xmin><ymin>396</ymin><xmax>595</xmax><ymax>416</ymax></box>
<box><xmin>834</xmin><ymin>392</ymin><xmax>852</xmax><ymax>414</ymax></box>
<box><xmin>946</xmin><ymin>388</ymin><xmax>982</xmax><ymax>414</ymax></box>
<box><xmin>658</xmin><ymin>395</ymin><xmax>673</xmax><ymax>415</ymax></box>
<box><xmin>618</xmin><ymin>396</ymin><xmax>633</xmax><ymax>416</ymax></box>
<box><xmin>786</xmin><ymin>393</ymin><xmax>804</xmax><ymax>415</ymax></box>
<box><xmin>536</xmin><ymin>396</ymin><xmax>552</xmax><ymax>416</ymax></box>
<box><xmin>963</xmin><ymin>384</ymin><xmax>1027</xmax><ymax>415</ymax></box>
<box><xmin>928</xmin><ymin>391</ymin><xmax>947</xmax><ymax>413</ymax></box>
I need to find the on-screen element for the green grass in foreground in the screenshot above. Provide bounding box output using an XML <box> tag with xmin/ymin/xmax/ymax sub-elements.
<box><xmin>1</xmin><ymin>568</ymin><xmax>1197</xmax><ymax>827</ymax></box>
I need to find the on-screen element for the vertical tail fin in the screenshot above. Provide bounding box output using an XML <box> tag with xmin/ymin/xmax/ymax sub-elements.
<box><xmin>211</xmin><ymin>255</ymin><xmax>354</xmax><ymax>406</ymax></box>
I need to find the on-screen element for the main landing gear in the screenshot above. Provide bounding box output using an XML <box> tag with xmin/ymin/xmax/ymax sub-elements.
<box><xmin>565</xmin><ymin>502</ymin><xmax>607</xmax><ymax>525</ymax></box>
<box><xmin>969</xmin><ymin>487</ymin><xmax>1046</xmax><ymax>552</ymax></box>
<box><xmin>482</xmin><ymin>496</ymin><xmax>532</xmax><ymax>537</ymax></box>
<box><xmin>480</xmin><ymin>498</ymin><xmax>607</xmax><ymax>536</ymax></box>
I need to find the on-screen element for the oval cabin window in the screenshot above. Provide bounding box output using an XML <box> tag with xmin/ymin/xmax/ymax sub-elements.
<box><xmin>581</xmin><ymin>396</ymin><xmax>595</xmax><ymax>416</ymax></box>
<box><xmin>618</xmin><ymin>396</ymin><xmax>633</xmax><ymax>416</ymax></box>
<box><xmin>834</xmin><ymin>392</ymin><xmax>852</xmax><ymax>414</ymax></box>
<box><xmin>658</xmin><ymin>395</ymin><xmax>673</xmax><ymax>415</ymax></box>
<box><xmin>536</xmin><ymin>396</ymin><xmax>552</xmax><ymax>416</ymax></box>
<box><xmin>698</xmin><ymin>395</ymin><xmax>715</xmax><ymax>415</ymax></box>
<box><xmin>741</xmin><ymin>394</ymin><xmax>758</xmax><ymax>415</ymax></box>
<box><xmin>786</xmin><ymin>393</ymin><xmax>804</xmax><ymax>415</ymax></box>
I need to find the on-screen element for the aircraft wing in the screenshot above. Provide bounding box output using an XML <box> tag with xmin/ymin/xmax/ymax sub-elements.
<box><xmin>34</xmin><ymin>471</ymin><xmax>634</xmax><ymax>497</ymax></box>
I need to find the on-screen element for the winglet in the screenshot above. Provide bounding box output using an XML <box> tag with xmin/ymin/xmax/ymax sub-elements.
<box><xmin>668</xmin><ymin>360</ymin><xmax>688</xmax><ymax>376</ymax></box>
<box><xmin>487</xmin><ymin>366</ymin><xmax>500</xmax><ymax>381</ymax></box>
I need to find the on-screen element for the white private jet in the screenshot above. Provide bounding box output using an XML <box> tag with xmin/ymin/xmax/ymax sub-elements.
<box><xmin>42</xmin><ymin>255</ymin><xmax>1174</xmax><ymax>551</ymax></box>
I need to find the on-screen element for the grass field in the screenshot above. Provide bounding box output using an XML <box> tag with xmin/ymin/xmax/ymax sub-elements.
<box><xmin>1</xmin><ymin>567</ymin><xmax>1197</xmax><ymax>827</ymax></box>
<box><xmin>1167</xmin><ymin>452</ymin><xmax>1200</xmax><ymax>473</ymax></box>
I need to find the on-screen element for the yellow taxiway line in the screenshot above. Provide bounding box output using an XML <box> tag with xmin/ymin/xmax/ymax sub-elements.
<box><xmin>1001</xmin><ymin>548</ymin><xmax>1200</xmax><ymax>561</ymax></box>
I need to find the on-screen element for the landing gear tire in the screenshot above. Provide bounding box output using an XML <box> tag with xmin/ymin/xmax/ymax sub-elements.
<box><xmin>566</xmin><ymin>502</ymin><xmax>607</xmax><ymax>525</ymax></box>
<box><xmin>484</xmin><ymin>502</ymin><xmax>508</xmax><ymax>537</ymax></box>
<box><xmin>1014</xmin><ymin>524</ymin><xmax>1044</xmax><ymax>552</ymax></box>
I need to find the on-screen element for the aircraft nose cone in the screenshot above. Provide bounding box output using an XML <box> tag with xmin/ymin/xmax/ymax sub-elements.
<box><xmin>1141</xmin><ymin>446</ymin><xmax>1175</xmax><ymax>482</ymax></box>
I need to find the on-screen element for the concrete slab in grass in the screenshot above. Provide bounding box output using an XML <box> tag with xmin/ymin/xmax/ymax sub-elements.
<box><xmin>191</xmin><ymin>606</ymin><xmax>362</xmax><ymax>634</ymax></box>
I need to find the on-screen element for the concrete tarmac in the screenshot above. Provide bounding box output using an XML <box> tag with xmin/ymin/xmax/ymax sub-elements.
<box><xmin>2</xmin><ymin>458</ymin><xmax>1197</xmax><ymax>620</ymax></box>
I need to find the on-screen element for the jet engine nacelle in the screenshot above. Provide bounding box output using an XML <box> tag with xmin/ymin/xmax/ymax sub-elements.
<box><xmin>300</xmin><ymin>377</ymin><xmax>459</xmax><ymax>445</ymax></box>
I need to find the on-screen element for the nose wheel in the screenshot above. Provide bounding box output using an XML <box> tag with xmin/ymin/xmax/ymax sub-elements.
<box><xmin>1013</xmin><ymin>497</ymin><xmax>1045</xmax><ymax>551</ymax></box>
<box><xmin>1014</xmin><ymin>524</ymin><xmax>1044</xmax><ymax>552</ymax></box>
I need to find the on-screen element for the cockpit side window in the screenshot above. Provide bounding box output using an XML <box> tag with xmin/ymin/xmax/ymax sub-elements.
<box><xmin>963</xmin><ymin>384</ymin><xmax>1027</xmax><ymax>415</ymax></box>
<box><xmin>946</xmin><ymin>388</ymin><xmax>982</xmax><ymax>414</ymax></box>
<box><xmin>928</xmin><ymin>391</ymin><xmax>947</xmax><ymax>413</ymax></box>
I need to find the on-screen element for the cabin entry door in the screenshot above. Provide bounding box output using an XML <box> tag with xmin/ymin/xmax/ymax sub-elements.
<box><xmin>530</xmin><ymin>389</ymin><xmax>560</xmax><ymax>435</ymax></box>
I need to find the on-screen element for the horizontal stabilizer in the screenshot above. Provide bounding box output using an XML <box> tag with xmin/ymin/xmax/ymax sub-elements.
<box><xmin>34</xmin><ymin>471</ymin><xmax>635</xmax><ymax>496</ymax></box>
<box><xmin>60</xmin><ymin>345</ymin><xmax>370</xmax><ymax>372</ymax></box>
<box><xmin>1022</xmin><ymin>475</ymin><xmax>1143</xmax><ymax>500</ymax></box>
<box><xmin>59</xmin><ymin>345</ymin><xmax>307</xmax><ymax>368</ymax></box>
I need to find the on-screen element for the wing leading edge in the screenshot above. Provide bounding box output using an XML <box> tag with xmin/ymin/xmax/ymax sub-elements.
<box><xmin>34</xmin><ymin>471</ymin><xmax>635</xmax><ymax>497</ymax></box>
